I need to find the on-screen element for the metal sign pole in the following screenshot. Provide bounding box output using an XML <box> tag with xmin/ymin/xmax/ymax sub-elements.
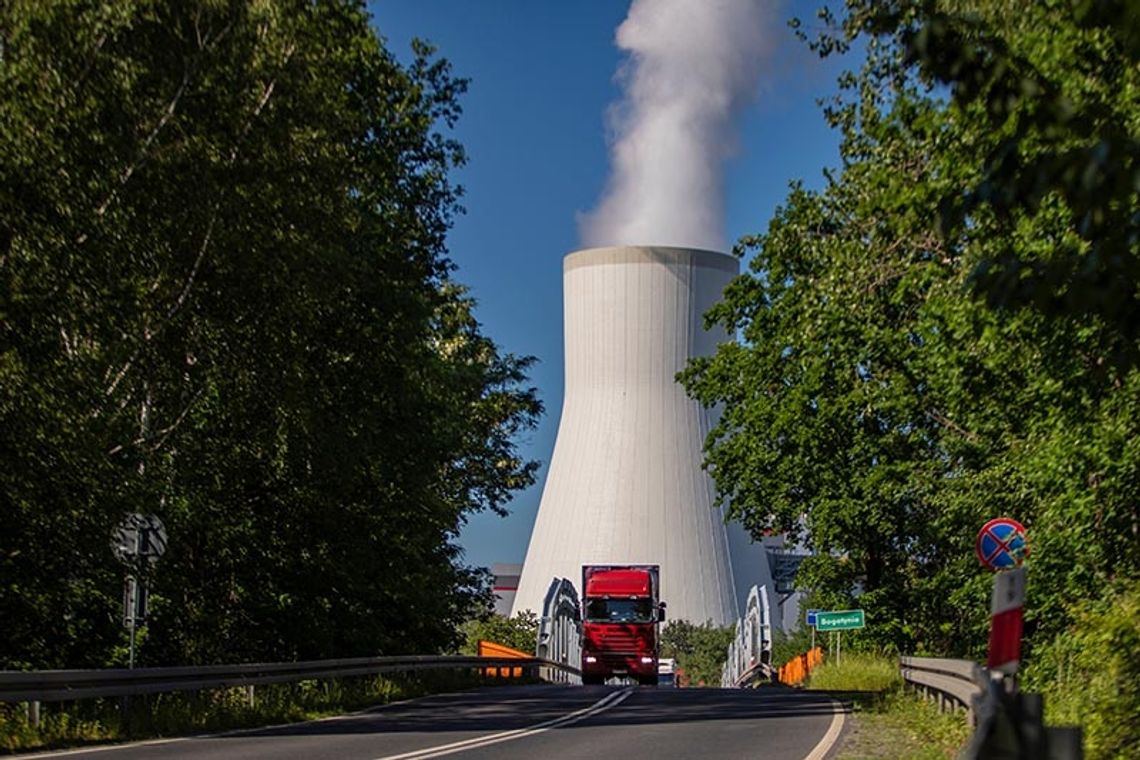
<box><xmin>837</xmin><ymin>631</ymin><xmax>841</xmax><ymax>666</ymax></box>
<box><xmin>128</xmin><ymin>576</ymin><xmax>137</xmax><ymax>670</ymax></box>
<box><xmin>112</xmin><ymin>514</ymin><xmax>166</xmax><ymax>674</ymax></box>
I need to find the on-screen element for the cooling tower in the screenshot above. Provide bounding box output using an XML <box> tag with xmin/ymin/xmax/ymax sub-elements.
<box><xmin>511</xmin><ymin>246</ymin><xmax>739</xmax><ymax>625</ymax></box>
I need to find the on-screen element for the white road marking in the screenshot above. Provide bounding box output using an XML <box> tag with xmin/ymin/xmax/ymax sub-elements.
<box><xmin>802</xmin><ymin>698</ymin><xmax>846</xmax><ymax>760</ymax></box>
<box><xmin>373</xmin><ymin>687</ymin><xmax>635</xmax><ymax>760</ymax></box>
<box><xmin>13</xmin><ymin>690</ymin><xmax>482</xmax><ymax>758</ymax></box>
<box><xmin>13</xmin><ymin>735</ymin><xmax>193</xmax><ymax>758</ymax></box>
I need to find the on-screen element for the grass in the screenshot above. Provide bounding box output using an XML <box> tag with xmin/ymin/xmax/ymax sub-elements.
<box><xmin>803</xmin><ymin>653</ymin><xmax>902</xmax><ymax>693</ymax></box>
<box><xmin>0</xmin><ymin>669</ymin><xmax>519</xmax><ymax>754</ymax></box>
<box><xmin>802</xmin><ymin>653</ymin><xmax>971</xmax><ymax>760</ymax></box>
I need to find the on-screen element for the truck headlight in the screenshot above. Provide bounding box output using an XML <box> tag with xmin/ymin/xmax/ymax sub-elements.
<box><xmin>585</xmin><ymin>656</ymin><xmax>597</xmax><ymax>663</ymax></box>
<box><xmin>640</xmin><ymin>657</ymin><xmax>654</xmax><ymax>664</ymax></box>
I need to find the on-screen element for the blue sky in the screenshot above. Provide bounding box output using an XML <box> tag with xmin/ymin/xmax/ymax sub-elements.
<box><xmin>367</xmin><ymin>1</ymin><xmax>851</xmax><ymax>570</ymax></box>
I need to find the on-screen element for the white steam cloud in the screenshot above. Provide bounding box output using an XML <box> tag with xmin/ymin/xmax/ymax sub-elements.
<box><xmin>579</xmin><ymin>0</ymin><xmax>780</xmax><ymax>252</ymax></box>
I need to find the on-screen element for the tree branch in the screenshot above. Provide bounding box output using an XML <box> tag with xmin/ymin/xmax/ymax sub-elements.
<box><xmin>925</xmin><ymin>408</ymin><xmax>978</xmax><ymax>442</ymax></box>
<box><xmin>77</xmin><ymin>20</ymin><xmax>235</xmax><ymax>245</ymax></box>
<box><xmin>108</xmin><ymin>386</ymin><xmax>204</xmax><ymax>456</ymax></box>
<box><xmin>99</xmin><ymin>38</ymin><xmax>295</xmax><ymax>415</ymax></box>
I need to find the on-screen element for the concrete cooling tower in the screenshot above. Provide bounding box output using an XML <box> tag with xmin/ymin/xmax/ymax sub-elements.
<box><xmin>511</xmin><ymin>246</ymin><xmax>742</xmax><ymax>625</ymax></box>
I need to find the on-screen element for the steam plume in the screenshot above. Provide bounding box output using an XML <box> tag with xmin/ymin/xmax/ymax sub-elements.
<box><xmin>580</xmin><ymin>0</ymin><xmax>779</xmax><ymax>251</ymax></box>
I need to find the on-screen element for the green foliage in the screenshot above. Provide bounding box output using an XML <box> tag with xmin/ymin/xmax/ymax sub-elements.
<box><xmin>0</xmin><ymin>670</ymin><xmax>488</xmax><ymax>753</ymax></box>
<box><xmin>0</xmin><ymin>0</ymin><xmax>541</xmax><ymax>669</ymax></box>
<box><xmin>833</xmin><ymin>686</ymin><xmax>971</xmax><ymax>759</ymax></box>
<box><xmin>806</xmin><ymin>652</ymin><xmax>900</xmax><ymax>693</ymax></box>
<box><xmin>804</xmin><ymin>653</ymin><xmax>967</xmax><ymax>758</ymax></box>
<box><xmin>684</xmin><ymin>0</ymin><xmax>1139</xmax><ymax>747</ymax></box>
<box><xmin>660</xmin><ymin>619</ymin><xmax>735</xmax><ymax>687</ymax></box>
<box><xmin>1023</xmin><ymin>581</ymin><xmax>1140</xmax><ymax>760</ymax></box>
<box><xmin>770</xmin><ymin>623</ymin><xmax>815</xmax><ymax>670</ymax></box>
<box><xmin>458</xmin><ymin>610</ymin><xmax>539</xmax><ymax>655</ymax></box>
<box><xmin>849</xmin><ymin>0</ymin><xmax>1140</xmax><ymax>358</ymax></box>
<box><xmin>684</xmin><ymin>0</ymin><xmax>1139</xmax><ymax>654</ymax></box>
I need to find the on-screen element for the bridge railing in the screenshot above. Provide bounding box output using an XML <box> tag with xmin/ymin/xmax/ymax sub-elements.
<box><xmin>0</xmin><ymin>654</ymin><xmax>581</xmax><ymax>718</ymax></box>
<box><xmin>535</xmin><ymin>576</ymin><xmax>581</xmax><ymax>684</ymax></box>
<box><xmin>720</xmin><ymin>584</ymin><xmax>774</xmax><ymax>687</ymax></box>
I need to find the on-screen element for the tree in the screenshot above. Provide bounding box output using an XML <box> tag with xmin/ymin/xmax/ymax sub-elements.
<box><xmin>684</xmin><ymin>0</ymin><xmax>1140</xmax><ymax>669</ymax></box>
<box><xmin>852</xmin><ymin>0</ymin><xmax>1140</xmax><ymax>362</ymax></box>
<box><xmin>660</xmin><ymin>620</ymin><xmax>735</xmax><ymax>687</ymax></box>
<box><xmin>458</xmin><ymin>611</ymin><xmax>540</xmax><ymax>655</ymax></box>
<box><xmin>828</xmin><ymin>0</ymin><xmax>1140</xmax><ymax>641</ymax></box>
<box><xmin>682</xmin><ymin>73</ymin><xmax>998</xmax><ymax>654</ymax></box>
<box><xmin>1</xmin><ymin>0</ymin><xmax>540</xmax><ymax>669</ymax></box>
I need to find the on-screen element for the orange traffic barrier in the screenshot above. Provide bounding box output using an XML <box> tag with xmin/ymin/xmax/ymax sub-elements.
<box><xmin>778</xmin><ymin>647</ymin><xmax>823</xmax><ymax>686</ymax></box>
<box><xmin>477</xmin><ymin>640</ymin><xmax>529</xmax><ymax>678</ymax></box>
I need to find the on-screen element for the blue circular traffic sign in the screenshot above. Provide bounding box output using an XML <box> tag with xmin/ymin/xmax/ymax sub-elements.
<box><xmin>976</xmin><ymin>517</ymin><xmax>1028</xmax><ymax>571</ymax></box>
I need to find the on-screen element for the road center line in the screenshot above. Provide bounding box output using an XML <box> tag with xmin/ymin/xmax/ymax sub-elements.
<box><xmin>373</xmin><ymin>687</ymin><xmax>635</xmax><ymax>760</ymax></box>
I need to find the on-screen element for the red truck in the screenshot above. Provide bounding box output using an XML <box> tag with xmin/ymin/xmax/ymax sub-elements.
<box><xmin>580</xmin><ymin>565</ymin><xmax>666</xmax><ymax>685</ymax></box>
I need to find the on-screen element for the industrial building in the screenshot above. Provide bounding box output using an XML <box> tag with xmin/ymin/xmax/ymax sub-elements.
<box><xmin>512</xmin><ymin>245</ymin><xmax>779</xmax><ymax>625</ymax></box>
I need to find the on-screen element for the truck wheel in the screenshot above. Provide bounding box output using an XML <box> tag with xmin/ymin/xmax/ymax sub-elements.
<box><xmin>638</xmin><ymin>676</ymin><xmax>657</xmax><ymax>687</ymax></box>
<box><xmin>582</xmin><ymin>674</ymin><xmax>604</xmax><ymax>685</ymax></box>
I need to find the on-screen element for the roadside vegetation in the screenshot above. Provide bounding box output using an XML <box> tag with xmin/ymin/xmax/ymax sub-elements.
<box><xmin>1021</xmin><ymin>582</ymin><xmax>1140</xmax><ymax>759</ymax></box>
<box><xmin>0</xmin><ymin>670</ymin><xmax>496</xmax><ymax>754</ymax></box>
<box><xmin>680</xmin><ymin>2</ymin><xmax>1140</xmax><ymax>754</ymax></box>
<box><xmin>458</xmin><ymin>611</ymin><xmax>540</xmax><ymax>655</ymax></box>
<box><xmin>801</xmin><ymin>653</ymin><xmax>969</xmax><ymax>759</ymax></box>
<box><xmin>1</xmin><ymin>0</ymin><xmax>541</xmax><ymax>671</ymax></box>
<box><xmin>660</xmin><ymin>620</ymin><xmax>736</xmax><ymax>687</ymax></box>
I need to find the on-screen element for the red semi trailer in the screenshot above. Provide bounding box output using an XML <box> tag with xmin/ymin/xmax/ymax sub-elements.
<box><xmin>580</xmin><ymin>565</ymin><xmax>666</xmax><ymax>685</ymax></box>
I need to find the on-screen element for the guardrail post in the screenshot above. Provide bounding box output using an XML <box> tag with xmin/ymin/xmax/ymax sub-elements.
<box><xmin>1046</xmin><ymin>727</ymin><xmax>1083</xmax><ymax>760</ymax></box>
<box><xmin>26</xmin><ymin>700</ymin><xmax>40</xmax><ymax>728</ymax></box>
<box><xmin>1019</xmin><ymin>692</ymin><xmax>1047</xmax><ymax>757</ymax></box>
<box><xmin>245</xmin><ymin>684</ymin><xmax>255</xmax><ymax>708</ymax></box>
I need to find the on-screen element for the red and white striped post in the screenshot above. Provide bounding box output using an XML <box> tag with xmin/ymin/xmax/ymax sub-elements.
<box><xmin>987</xmin><ymin>566</ymin><xmax>1026</xmax><ymax>674</ymax></box>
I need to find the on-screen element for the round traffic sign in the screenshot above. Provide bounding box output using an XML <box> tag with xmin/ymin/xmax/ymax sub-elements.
<box><xmin>110</xmin><ymin>513</ymin><xmax>167</xmax><ymax>565</ymax></box>
<box><xmin>976</xmin><ymin>517</ymin><xmax>1028</xmax><ymax>571</ymax></box>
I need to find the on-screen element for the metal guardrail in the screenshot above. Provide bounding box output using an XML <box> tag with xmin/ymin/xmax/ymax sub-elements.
<box><xmin>0</xmin><ymin>655</ymin><xmax>581</xmax><ymax>703</ymax></box>
<box><xmin>899</xmin><ymin>655</ymin><xmax>987</xmax><ymax>726</ymax></box>
<box><xmin>901</xmin><ymin>656</ymin><xmax>1083</xmax><ymax>759</ymax></box>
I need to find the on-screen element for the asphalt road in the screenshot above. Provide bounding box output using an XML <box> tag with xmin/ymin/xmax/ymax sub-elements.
<box><xmin>22</xmin><ymin>684</ymin><xmax>846</xmax><ymax>760</ymax></box>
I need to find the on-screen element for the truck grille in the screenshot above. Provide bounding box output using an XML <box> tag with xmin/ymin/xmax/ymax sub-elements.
<box><xmin>594</xmin><ymin>630</ymin><xmax>641</xmax><ymax>653</ymax></box>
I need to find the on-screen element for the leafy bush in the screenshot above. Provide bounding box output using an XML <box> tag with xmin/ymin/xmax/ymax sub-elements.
<box><xmin>771</xmin><ymin>624</ymin><xmax>816</xmax><ymax>670</ymax></box>
<box><xmin>458</xmin><ymin>611</ymin><xmax>539</xmax><ymax>655</ymax></box>
<box><xmin>660</xmin><ymin>620</ymin><xmax>735</xmax><ymax>687</ymax></box>
<box><xmin>1023</xmin><ymin>582</ymin><xmax>1140</xmax><ymax>760</ymax></box>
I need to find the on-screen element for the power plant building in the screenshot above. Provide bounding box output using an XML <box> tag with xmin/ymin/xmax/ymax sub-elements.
<box><xmin>512</xmin><ymin>245</ymin><xmax>761</xmax><ymax>626</ymax></box>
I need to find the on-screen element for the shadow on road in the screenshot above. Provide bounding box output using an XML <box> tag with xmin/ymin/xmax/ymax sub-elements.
<box><xmin>220</xmin><ymin>684</ymin><xmax>851</xmax><ymax>739</ymax></box>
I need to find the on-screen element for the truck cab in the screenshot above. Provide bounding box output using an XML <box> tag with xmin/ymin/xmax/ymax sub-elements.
<box><xmin>580</xmin><ymin>565</ymin><xmax>665</xmax><ymax>685</ymax></box>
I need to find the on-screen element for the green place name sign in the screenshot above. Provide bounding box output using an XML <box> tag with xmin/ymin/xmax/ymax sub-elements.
<box><xmin>815</xmin><ymin>609</ymin><xmax>865</xmax><ymax>631</ymax></box>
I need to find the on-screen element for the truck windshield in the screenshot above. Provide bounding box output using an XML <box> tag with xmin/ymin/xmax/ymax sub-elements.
<box><xmin>585</xmin><ymin>598</ymin><xmax>654</xmax><ymax>623</ymax></box>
